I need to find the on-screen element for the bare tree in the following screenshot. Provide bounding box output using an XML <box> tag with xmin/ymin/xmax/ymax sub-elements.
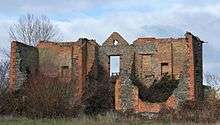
<box><xmin>205</xmin><ymin>72</ymin><xmax>220</xmax><ymax>90</ymax></box>
<box><xmin>9</xmin><ymin>14</ymin><xmax>62</xmax><ymax>46</ymax></box>
<box><xmin>0</xmin><ymin>48</ymin><xmax>9</xmax><ymax>93</ymax></box>
<box><xmin>204</xmin><ymin>72</ymin><xmax>220</xmax><ymax>99</ymax></box>
<box><xmin>0</xmin><ymin>48</ymin><xmax>9</xmax><ymax>59</ymax></box>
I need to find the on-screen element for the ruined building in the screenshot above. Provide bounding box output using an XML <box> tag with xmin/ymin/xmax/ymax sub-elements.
<box><xmin>9</xmin><ymin>32</ymin><xmax>204</xmax><ymax>113</ymax></box>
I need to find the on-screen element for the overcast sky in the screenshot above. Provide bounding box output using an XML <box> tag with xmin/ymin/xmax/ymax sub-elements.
<box><xmin>0</xmin><ymin>0</ymin><xmax>219</xmax><ymax>74</ymax></box>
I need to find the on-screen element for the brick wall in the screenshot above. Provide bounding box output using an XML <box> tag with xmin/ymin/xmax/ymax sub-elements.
<box><xmin>186</xmin><ymin>33</ymin><xmax>204</xmax><ymax>102</ymax></box>
<box><xmin>8</xmin><ymin>31</ymin><xmax>204</xmax><ymax>114</ymax></box>
<box><xmin>37</xmin><ymin>39</ymin><xmax>99</xmax><ymax>103</ymax></box>
<box><xmin>9</xmin><ymin>39</ymin><xmax>99</xmax><ymax>103</ymax></box>
<box><xmin>99</xmin><ymin>32</ymin><xmax>135</xmax><ymax>111</ymax></box>
<box><xmin>9</xmin><ymin>41</ymin><xmax>38</xmax><ymax>92</ymax></box>
<box><xmin>112</xmin><ymin>32</ymin><xmax>204</xmax><ymax>113</ymax></box>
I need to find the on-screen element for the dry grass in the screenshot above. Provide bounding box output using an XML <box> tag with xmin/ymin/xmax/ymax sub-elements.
<box><xmin>0</xmin><ymin>114</ymin><xmax>220</xmax><ymax>125</ymax></box>
<box><xmin>0</xmin><ymin>114</ymin><xmax>165</xmax><ymax>125</ymax></box>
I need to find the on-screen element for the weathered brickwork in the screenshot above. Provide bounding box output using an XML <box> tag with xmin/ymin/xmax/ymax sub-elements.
<box><xmin>99</xmin><ymin>32</ymin><xmax>204</xmax><ymax>113</ymax></box>
<box><xmin>9</xmin><ymin>41</ymin><xmax>38</xmax><ymax>92</ymax></box>
<box><xmin>9</xmin><ymin>32</ymin><xmax>204</xmax><ymax>114</ymax></box>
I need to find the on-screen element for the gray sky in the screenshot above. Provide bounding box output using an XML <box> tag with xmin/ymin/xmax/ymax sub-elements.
<box><xmin>0</xmin><ymin>0</ymin><xmax>219</xmax><ymax>74</ymax></box>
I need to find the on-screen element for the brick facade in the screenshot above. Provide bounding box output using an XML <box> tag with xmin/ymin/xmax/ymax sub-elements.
<box><xmin>8</xmin><ymin>32</ymin><xmax>204</xmax><ymax>113</ymax></box>
<box><xmin>9</xmin><ymin>41</ymin><xmax>38</xmax><ymax>92</ymax></box>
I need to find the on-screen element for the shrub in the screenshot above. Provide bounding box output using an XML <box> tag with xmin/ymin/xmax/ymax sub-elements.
<box><xmin>23</xmin><ymin>75</ymin><xmax>81</xmax><ymax>118</ymax></box>
<box><xmin>0</xmin><ymin>74</ymin><xmax>84</xmax><ymax>118</ymax></box>
<box><xmin>172</xmin><ymin>89</ymin><xmax>220</xmax><ymax>123</ymax></box>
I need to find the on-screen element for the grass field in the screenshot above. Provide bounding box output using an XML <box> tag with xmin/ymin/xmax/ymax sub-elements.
<box><xmin>0</xmin><ymin>115</ymin><xmax>217</xmax><ymax>125</ymax></box>
<box><xmin>0</xmin><ymin>119</ymin><xmax>155</xmax><ymax>125</ymax></box>
<box><xmin>0</xmin><ymin>114</ymin><xmax>169</xmax><ymax>125</ymax></box>
<box><xmin>1</xmin><ymin>118</ymin><xmax>218</xmax><ymax>125</ymax></box>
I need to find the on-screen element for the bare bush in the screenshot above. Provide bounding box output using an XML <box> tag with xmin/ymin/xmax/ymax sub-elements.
<box><xmin>170</xmin><ymin>73</ymin><xmax>220</xmax><ymax>123</ymax></box>
<box><xmin>24</xmin><ymin>75</ymin><xmax>80</xmax><ymax>118</ymax></box>
<box><xmin>0</xmin><ymin>74</ymin><xmax>84</xmax><ymax>118</ymax></box>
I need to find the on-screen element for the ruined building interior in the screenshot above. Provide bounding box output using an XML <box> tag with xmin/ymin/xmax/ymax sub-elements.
<box><xmin>9</xmin><ymin>32</ymin><xmax>204</xmax><ymax>113</ymax></box>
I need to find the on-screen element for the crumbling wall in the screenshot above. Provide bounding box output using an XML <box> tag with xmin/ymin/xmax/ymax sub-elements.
<box><xmin>132</xmin><ymin>40</ymin><xmax>157</xmax><ymax>88</ymax></box>
<box><xmin>132</xmin><ymin>38</ymin><xmax>188</xmax><ymax>103</ymax></box>
<box><xmin>37</xmin><ymin>39</ymin><xmax>98</xmax><ymax>103</ymax></box>
<box><xmin>37</xmin><ymin>42</ymin><xmax>73</xmax><ymax>79</ymax></box>
<box><xmin>114</xmin><ymin>32</ymin><xmax>204</xmax><ymax>113</ymax></box>
<box><xmin>9</xmin><ymin>41</ymin><xmax>38</xmax><ymax>91</ymax></box>
<box><xmin>99</xmin><ymin>32</ymin><xmax>135</xmax><ymax>111</ymax></box>
<box><xmin>171</xmin><ymin>39</ymin><xmax>190</xmax><ymax>105</ymax></box>
<box><xmin>184</xmin><ymin>33</ymin><xmax>204</xmax><ymax>102</ymax></box>
<box><xmin>172</xmin><ymin>39</ymin><xmax>188</xmax><ymax>78</ymax></box>
<box><xmin>191</xmin><ymin>34</ymin><xmax>204</xmax><ymax>102</ymax></box>
<box><xmin>8</xmin><ymin>31</ymin><xmax>204</xmax><ymax>114</ymax></box>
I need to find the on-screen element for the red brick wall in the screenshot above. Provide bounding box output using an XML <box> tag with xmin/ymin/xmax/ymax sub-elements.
<box><xmin>8</xmin><ymin>32</ymin><xmax>203</xmax><ymax>113</ymax></box>
<box><xmin>186</xmin><ymin>34</ymin><xmax>196</xmax><ymax>101</ymax></box>
<box><xmin>8</xmin><ymin>41</ymin><xmax>17</xmax><ymax>92</ymax></box>
<box><xmin>9</xmin><ymin>41</ymin><xmax>38</xmax><ymax>92</ymax></box>
<box><xmin>36</xmin><ymin>39</ymin><xmax>98</xmax><ymax>103</ymax></box>
<box><xmin>115</xmin><ymin>79</ymin><xmax>122</xmax><ymax>111</ymax></box>
<box><xmin>115</xmin><ymin>79</ymin><xmax>177</xmax><ymax>113</ymax></box>
<box><xmin>185</xmin><ymin>33</ymin><xmax>204</xmax><ymax>102</ymax></box>
<box><xmin>133</xmin><ymin>38</ymin><xmax>187</xmax><ymax>83</ymax></box>
<box><xmin>114</xmin><ymin>33</ymin><xmax>203</xmax><ymax>113</ymax></box>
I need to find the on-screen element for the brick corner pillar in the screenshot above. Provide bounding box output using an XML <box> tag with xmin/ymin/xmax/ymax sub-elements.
<box><xmin>185</xmin><ymin>32</ymin><xmax>196</xmax><ymax>102</ymax></box>
<box><xmin>8</xmin><ymin>41</ymin><xmax>18</xmax><ymax>93</ymax></box>
<box><xmin>115</xmin><ymin>79</ymin><xmax>122</xmax><ymax>111</ymax></box>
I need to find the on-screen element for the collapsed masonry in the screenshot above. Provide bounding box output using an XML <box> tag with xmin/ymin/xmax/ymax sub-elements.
<box><xmin>9</xmin><ymin>32</ymin><xmax>204</xmax><ymax>113</ymax></box>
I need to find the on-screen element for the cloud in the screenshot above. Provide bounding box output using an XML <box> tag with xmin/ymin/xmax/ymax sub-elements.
<box><xmin>0</xmin><ymin>0</ymin><xmax>125</xmax><ymax>16</ymax></box>
<box><xmin>53</xmin><ymin>1</ymin><xmax>220</xmax><ymax>74</ymax></box>
<box><xmin>0</xmin><ymin>19</ymin><xmax>14</xmax><ymax>47</ymax></box>
<box><xmin>54</xmin><ymin>11</ymin><xmax>149</xmax><ymax>44</ymax></box>
<box><xmin>0</xmin><ymin>0</ymin><xmax>219</xmax><ymax>14</ymax></box>
<box><xmin>0</xmin><ymin>0</ymin><xmax>220</xmax><ymax>74</ymax></box>
<box><xmin>140</xmin><ymin>25</ymin><xmax>184</xmax><ymax>37</ymax></box>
